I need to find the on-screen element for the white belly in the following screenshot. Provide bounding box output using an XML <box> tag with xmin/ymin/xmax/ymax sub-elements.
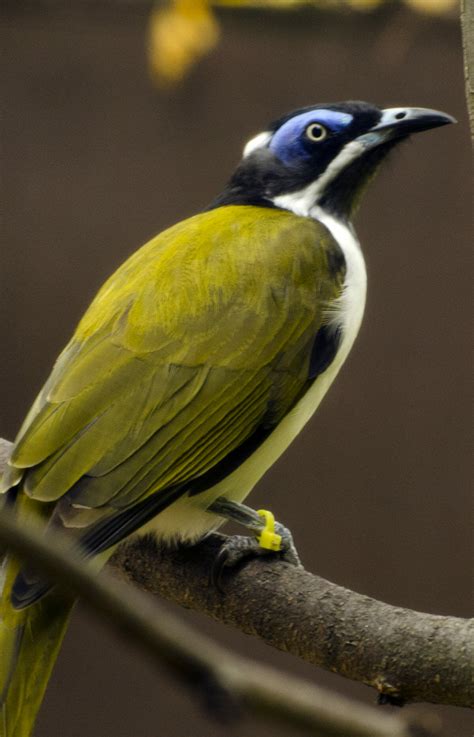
<box><xmin>145</xmin><ymin>213</ymin><xmax>366</xmax><ymax>543</ymax></box>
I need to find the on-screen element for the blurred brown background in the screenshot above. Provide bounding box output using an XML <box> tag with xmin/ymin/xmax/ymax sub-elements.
<box><xmin>1</xmin><ymin>4</ymin><xmax>472</xmax><ymax>737</ymax></box>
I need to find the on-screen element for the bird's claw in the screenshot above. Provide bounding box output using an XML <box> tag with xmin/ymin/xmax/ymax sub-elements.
<box><xmin>273</xmin><ymin>521</ymin><xmax>302</xmax><ymax>567</ymax></box>
<box><xmin>211</xmin><ymin>523</ymin><xmax>302</xmax><ymax>592</ymax></box>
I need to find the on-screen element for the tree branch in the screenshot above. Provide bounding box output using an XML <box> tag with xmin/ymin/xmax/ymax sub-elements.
<box><xmin>461</xmin><ymin>0</ymin><xmax>474</xmax><ymax>140</ymax></box>
<box><xmin>0</xmin><ymin>501</ymin><xmax>433</xmax><ymax>737</ymax></box>
<box><xmin>111</xmin><ymin>534</ymin><xmax>473</xmax><ymax>710</ymax></box>
<box><xmin>1</xmin><ymin>437</ymin><xmax>472</xmax><ymax>716</ymax></box>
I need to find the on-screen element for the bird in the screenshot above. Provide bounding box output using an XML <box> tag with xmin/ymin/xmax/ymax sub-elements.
<box><xmin>0</xmin><ymin>101</ymin><xmax>454</xmax><ymax>736</ymax></box>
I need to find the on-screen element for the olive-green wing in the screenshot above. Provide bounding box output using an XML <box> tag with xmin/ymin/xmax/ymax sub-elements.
<box><xmin>2</xmin><ymin>206</ymin><xmax>344</xmax><ymax>533</ymax></box>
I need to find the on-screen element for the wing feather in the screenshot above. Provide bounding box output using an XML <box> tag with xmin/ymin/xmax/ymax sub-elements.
<box><xmin>66</xmin><ymin>366</ymin><xmax>262</xmax><ymax>509</ymax></box>
<box><xmin>3</xmin><ymin>206</ymin><xmax>345</xmax><ymax>542</ymax></box>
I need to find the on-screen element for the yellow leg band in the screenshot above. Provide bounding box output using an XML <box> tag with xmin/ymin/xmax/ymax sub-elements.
<box><xmin>256</xmin><ymin>509</ymin><xmax>282</xmax><ymax>551</ymax></box>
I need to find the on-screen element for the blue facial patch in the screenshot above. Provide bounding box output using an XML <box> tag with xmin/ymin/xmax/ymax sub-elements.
<box><xmin>269</xmin><ymin>109</ymin><xmax>353</xmax><ymax>165</ymax></box>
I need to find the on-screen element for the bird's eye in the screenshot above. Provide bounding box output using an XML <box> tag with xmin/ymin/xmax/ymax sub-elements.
<box><xmin>305</xmin><ymin>123</ymin><xmax>328</xmax><ymax>142</ymax></box>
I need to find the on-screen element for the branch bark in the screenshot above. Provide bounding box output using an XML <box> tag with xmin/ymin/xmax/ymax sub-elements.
<box><xmin>1</xmin><ymin>437</ymin><xmax>472</xmax><ymax>715</ymax></box>
<box><xmin>461</xmin><ymin>0</ymin><xmax>474</xmax><ymax>140</ymax></box>
<box><xmin>111</xmin><ymin>534</ymin><xmax>473</xmax><ymax>709</ymax></box>
<box><xmin>0</xmin><ymin>502</ymin><xmax>434</xmax><ymax>737</ymax></box>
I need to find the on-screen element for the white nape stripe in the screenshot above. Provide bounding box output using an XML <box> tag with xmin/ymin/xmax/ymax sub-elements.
<box><xmin>272</xmin><ymin>139</ymin><xmax>365</xmax><ymax>217</ymax></box>
<box><xmin>243</xmin><ymin>131</ymin><xmax>271</xmax><ymax>158</ymax></box>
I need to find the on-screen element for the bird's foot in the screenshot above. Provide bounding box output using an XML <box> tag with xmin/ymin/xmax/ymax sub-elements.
<box><xmin>208</xmin><ymin>497</ymin><xmax>302</xmax><ymax>590</ymax></box>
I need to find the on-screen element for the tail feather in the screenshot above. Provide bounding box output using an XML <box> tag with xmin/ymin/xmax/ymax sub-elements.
<box><xmin>0</xmin><ymin>555</ymin><xmax>74</xmax><ymax>737</ymax></box>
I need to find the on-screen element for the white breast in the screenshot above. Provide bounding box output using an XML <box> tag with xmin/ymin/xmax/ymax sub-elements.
<box><xmin>146</xmin><ymin>209</ymin><xmax>367</xmax><ymax>544</ymax></box>
<box><xmin>312</xmin><ymin>207</ymin><xmax>367</xmax><ymax>367</ymax></box>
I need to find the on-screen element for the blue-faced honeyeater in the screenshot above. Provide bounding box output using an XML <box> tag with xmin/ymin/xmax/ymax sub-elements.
<box><xmin>0</xmin><ymin>101</ymin><xmax>454</xmax><ymax>736</ymax></box>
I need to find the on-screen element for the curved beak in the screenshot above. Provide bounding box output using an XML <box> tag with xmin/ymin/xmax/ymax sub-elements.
<box><xmin>357</xmin><ymin>106</ymin><xmax>456</xmax><ymax>148</ymax></box>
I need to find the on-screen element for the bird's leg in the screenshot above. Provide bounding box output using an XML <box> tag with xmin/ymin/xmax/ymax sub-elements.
<box><xmin>207</xmin><ymin>497</ymin><xmax>303</xmax><ymax>589</ymax></box>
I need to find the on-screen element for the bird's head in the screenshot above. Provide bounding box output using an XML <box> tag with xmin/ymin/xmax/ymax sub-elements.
<box><xmin>213</xmin><ymin>101</ymin><xmax>455</xmax><ymax>221</ymax></box>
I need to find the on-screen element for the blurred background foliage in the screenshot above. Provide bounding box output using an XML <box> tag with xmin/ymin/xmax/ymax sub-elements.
<box><xmin>150</xmin><ymin>0</ymin><xmax>459</xmax><ymax>85</ymax></box>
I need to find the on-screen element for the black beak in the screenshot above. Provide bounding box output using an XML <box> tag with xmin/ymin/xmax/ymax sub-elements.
<box><xmin>357</xmin><ymin>106</ymin><xmax>456</xmax><ymax>148</ymax></box>
<box><xmin>375</xmin><ymin>106</ymin><xmax>456</xmax><ymax>133</ymax></box>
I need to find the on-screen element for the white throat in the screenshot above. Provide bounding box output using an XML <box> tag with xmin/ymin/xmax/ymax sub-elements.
<box><xmin>271</xmin><ymin>139</ymin><xmax>365</xmax><ymax>219</ymax></box>
<box><xmin>273</xmin><ymin>172</ymin><xmax>368</xmax><ymax>383</ymax></box>
<box><xmin>245</xmin><ymin>133</ymin><xmax>368</xmax><ymax>373</ymax></box>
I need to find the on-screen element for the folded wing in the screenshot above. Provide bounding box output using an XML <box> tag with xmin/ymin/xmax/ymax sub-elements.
<box><xmin>2</xmin><ymin>206</ymin><xmax>345</xmax><ymax>542</ymax></box>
